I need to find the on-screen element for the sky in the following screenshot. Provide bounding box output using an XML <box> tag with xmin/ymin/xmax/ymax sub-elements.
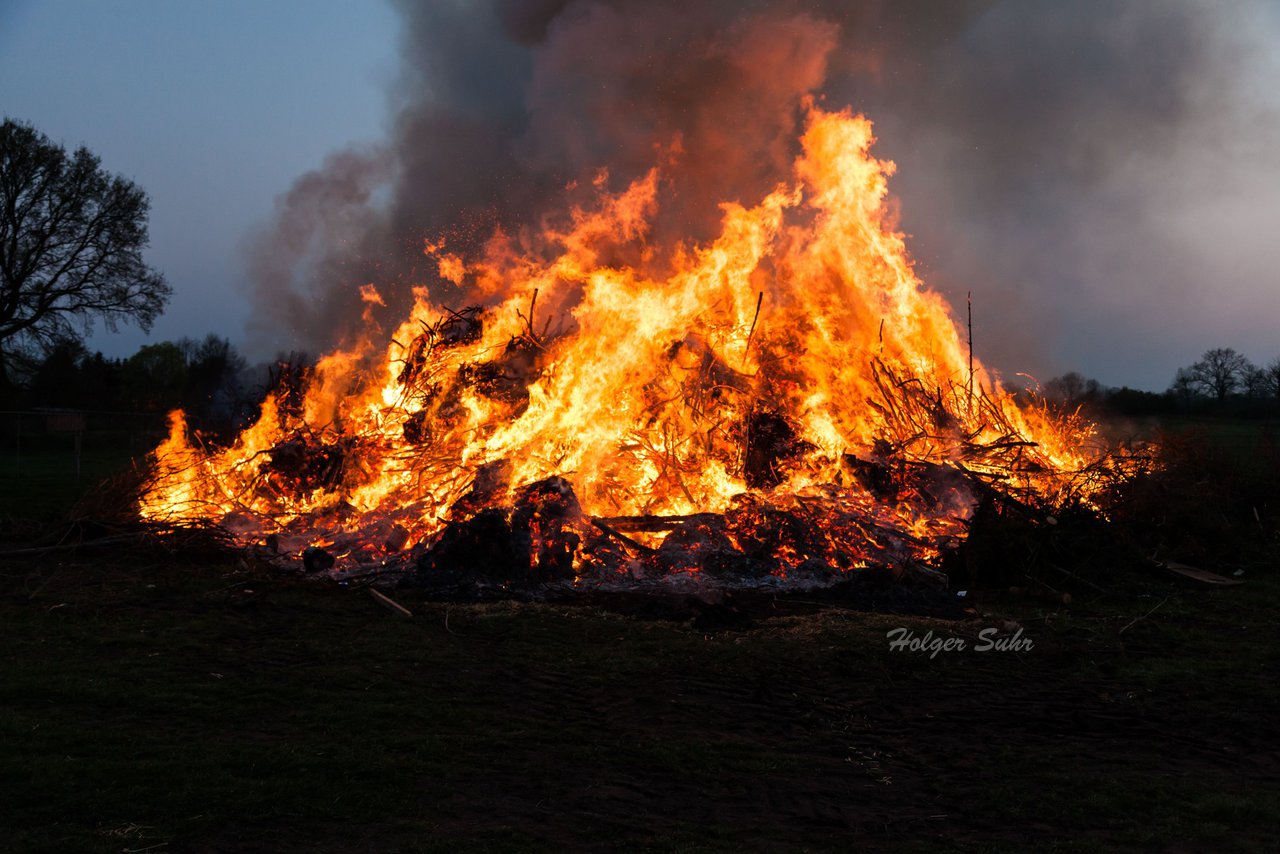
<box><xmin>1</xmin><ymin>0</ymin><xmax>1278</xmax><ymax>392</ymax></box>
<box><xmin>0</xmin><ymin>0</ymin><xmax>398</xmax><ymax>358</ymax></box>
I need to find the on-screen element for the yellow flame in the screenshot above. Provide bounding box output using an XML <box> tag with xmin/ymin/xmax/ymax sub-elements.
<box><xmin>140</xmin><ymin>106</ymin><xmax>1105</xmax><ymax>556</ymax></box>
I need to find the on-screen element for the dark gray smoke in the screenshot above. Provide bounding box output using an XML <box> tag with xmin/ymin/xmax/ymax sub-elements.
<box><xmin>245</xmin><ymin>0</ymin><xmax>1279</xmax><ymax>389</ymax></box>
<box><xmin>835</xmin><ymin>0</ymin><xmax>1280</xmax><ymax>386</ymax></box>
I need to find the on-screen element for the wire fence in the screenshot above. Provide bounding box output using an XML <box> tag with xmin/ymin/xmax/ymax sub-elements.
<box><xmin>0</xmin><ymin>409</ymin><xmax>168</xmax><ymax>484</ymax></box>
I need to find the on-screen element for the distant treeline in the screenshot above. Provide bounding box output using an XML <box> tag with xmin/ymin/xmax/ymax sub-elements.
<box><xmin>1</xmin><ymin>335</ymin><xmax>266</xmax><ymax>438</ymax></box>
<box><xmin>1035</xmin><ymin>347</ymin><xmax>1280</xmax><ymax>419</ymax></box>
<box><xmin>4</xmin><ymin>338</ymin><xmax>1278</xmax><ymax>436</ymax></box>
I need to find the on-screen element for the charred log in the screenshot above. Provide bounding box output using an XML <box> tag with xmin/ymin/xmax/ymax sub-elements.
<box><xmin>416</xmin><ymin>507</ymin><xmax>527</xmax><ymax>584</ymax></box>
<box><xmin>417</xmin><ymin>476</ymin><xmax>588</xmax><ymax>586</ymax></box>
<box><xmin>743</xmin><ymin>408</ymin><xmax>815</xmax><ymax>489</ymax></box>
<box><xmin>402</xmin><ymin>410</ymin><xmax>431</xmax><ymax>445</ymax></box>
<box><xmin>384</xmin><ymin>524</ymin><xmax>410</xmax><ymax>553</ymax></box>
<box><xmin>449</xmin><ymin>459</ymin><xmax>513</xmax><ymax>520</ymax></box>
<box><xmin>262</xmin><ymin>435</ymin><xmax>349</xmax><ymax>493</ymax></box>
<box><xmin>593</xmin><ymin>513</ymin><xmax>723</xmax><ymax>532</ymax></box>
<box><xmin>511</xmin><ymin>477</ymin><xmax>585</xmax><ymax>581</ymax></box>
<box><xmin>576</xmin><ymin>530</ymin><xmax>640</xmax><ymax>577</ymax></box>
<box><xmin>302</xmin><ymin>546</ymin><xmax>335</xmax><ymax>573</ymax></box>
<box><xmin>840</xmin><ymin>452</ymin><xmax>973</xmax><ymax>511</ymax></box>
<box><xmin>457</xmin><ymin>336</ymin><xmax>542</xmax><ymax>410</ymax></box>
<box><xmin>725</xmin><ymin>493</ymin><xmax>823</xmax><ymax>574</ymax></box>
<box><xmin>842</xmin><ymin>454</ymin><xmax>901</xmax><ymax>501</ymax></box>
<box><xmin>654</xmin><ymin>517</ymin><xmax>751</xmax><ymax>577</ymax></box>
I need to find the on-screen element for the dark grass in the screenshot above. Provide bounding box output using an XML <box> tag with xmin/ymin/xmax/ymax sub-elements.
<box><xmin>0</xmin><ymin>550</ymin><xmax>1276</xmax><ymax>853</ymax></box>
<box><xmin>0</xmin><ymin>425</ymin><xmax>1276</xmax><ymax>851</ymax></box>
<box><xmin>0</xmin><ymin>443</ymin><xmax>141</xmax><ymax>520</ymax></box>
<box><xmin>1091</xmin><ymin>414</ymin><xmax>1279</xmax><ymax>467</ymax></box>
<box><xmin>1157</xmin><ymin>416</ymin><xmax>1280</xmax><ymax>463</ymax></box>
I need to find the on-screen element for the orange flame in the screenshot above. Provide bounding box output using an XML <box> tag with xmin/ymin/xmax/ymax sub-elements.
<box><xmin>139</xmin><ymin>105</ymin><xmax>1104</xmax><ymax>567</ymax></box>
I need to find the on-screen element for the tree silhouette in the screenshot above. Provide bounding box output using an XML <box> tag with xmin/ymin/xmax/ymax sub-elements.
<box><xmin>1186</xmin><ymin>348</ymin><xmax>1252</xmax><ymax>403</ymax></box>
<box><xmin>179</xmin><ymin>333</ymin><xmax>248</xmax><ymax>426</ymax></box>
<box><xmin>1243</xmin><ymin>365</ymin><xmax>1270</xmax><ymax>401</ymax></box>
<box><xmin>0</xmin><ymin>119</ymin><xmax>170</xmax><ymax>386</ymax></box>
<box><xmin>121</xmin><ymin>341</ymin><xmax>187</xmax><ymax>411</ymax></box>
<box><xmin>28</xmin><ymin>338</ymin><xmax>89</xmax><ymax>407</ymax></box>
<box><xmin>1169</xmin><ymin>366</ymin><xmax>1199</xmax><ymax>407</ymax></box>
<box><xmin>1044</xmin><ymin>371</ymin><xmax>1102</xmax><ymax>408</ymax></box>
<box><xmin>1265</xmin><ymin>357</ymin><xmax>1280</xmax><ymax>405</ymax></box>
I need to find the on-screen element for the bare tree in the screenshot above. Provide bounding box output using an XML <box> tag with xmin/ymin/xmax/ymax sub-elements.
<box><xmin>1186</xmin><ymin>347</ymin><xmax>1252</xmax><ymax>402</ymax></box>
<box><xmin>1244</xmin><ymin>365</ymin><xmax>1270</xmax><ymax>401</ymax></box>
<box><xmin>0</xmin><ymin>119</ymin><xmax>170</xmax><ymax>385</ymax></box>
<box><xmin>1169</xmin><ymin>366</ymin><xmax>1200</xmax><ymax>408</ymax></box>
<box><xmin>1265</xmin><ymin>356</ymin><xmax>1280</xmax><ymax>405</ymax></box>
<box><xmin>182</xmin><ymin>333</ymin><xmax>248</xmax><ymax>423</ymax></box>
<box><xmin>1044</xmin><ymin>371</ymin><xmax>1103</xmax><ymax>408</ymax></box>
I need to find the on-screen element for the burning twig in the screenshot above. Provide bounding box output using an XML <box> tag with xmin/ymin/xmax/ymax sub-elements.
<box><xmin>967</xmin><ymin>290</ymin><xmax>974</xmax><ymax>413</ymax></box>
<box><xmin>742</xmin><ymin>291</ymin><xmax>764</xmax><ymax>367</ymax></box>
<box><xmin>515</xmin><ymin>288</ymin><xmax>543</xmax><ymax>348</ymax></box>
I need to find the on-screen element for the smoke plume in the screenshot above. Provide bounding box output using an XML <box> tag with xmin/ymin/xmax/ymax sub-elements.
<box><xmin>245</xmin><ymin>0</ymin><xmax>1280</xmax><ymax>389</ymax></box>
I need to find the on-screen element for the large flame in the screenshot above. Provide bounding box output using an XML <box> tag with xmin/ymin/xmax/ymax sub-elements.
<box><xmin>140</xmin><ymin>106</ymin><xmax>1101</xmax><ymax>571</ymax></box>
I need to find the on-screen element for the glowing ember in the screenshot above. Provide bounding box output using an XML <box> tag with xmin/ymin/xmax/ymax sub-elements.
<box><xmin>138</xmin><ymin>105</ymin><xmax>1111</xmax><ymax>585</ymax></box>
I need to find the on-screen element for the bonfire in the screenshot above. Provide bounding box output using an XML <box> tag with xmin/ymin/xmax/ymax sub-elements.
<box><xmin>138</xmin><ymin>105</ymin><xmax>1138</xmax><ymax>589</ymax></box>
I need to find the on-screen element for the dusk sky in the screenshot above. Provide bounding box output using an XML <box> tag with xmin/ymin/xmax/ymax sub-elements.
<box><xmin>2</xmin><ymin>0</ymin><xmax>1278</xmax><ymax>392</ymax></box>
<box><xmin>0</xmin><ymin>0</ymin><xmax>398</xmax><ymax>358</ymax></box>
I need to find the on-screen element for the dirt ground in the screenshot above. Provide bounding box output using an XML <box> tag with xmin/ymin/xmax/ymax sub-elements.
<box><xmin>1</xmin><ymin>546</ymin><xmax>1276</xmax><ymax>853</ymax></box>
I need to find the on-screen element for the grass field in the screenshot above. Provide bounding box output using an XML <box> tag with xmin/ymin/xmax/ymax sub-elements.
<box><xmin>0</xmin><ymin>442</ymin><xmax>141</xmax><ymax>520</ymax></box>
<box><xmin>0</xmin><ymin>418</ymin><xmax>1276</xmax><ymax>851</ymax></box>
<box><xmin>0</xmin><ymin>544</ymin><xmax>1276</xmax><ymax>852</ymax></box>
<box><xmin>1156</xmin><ymin>416</ymin><xmax>1280</xmax><ymax>462</ymax></box>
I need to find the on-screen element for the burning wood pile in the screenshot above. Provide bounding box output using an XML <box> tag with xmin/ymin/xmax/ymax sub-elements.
<box><xmin>138</xmin><ymin>106</ymin><xmax>1140</xmax><ymax>592</ymax></box>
